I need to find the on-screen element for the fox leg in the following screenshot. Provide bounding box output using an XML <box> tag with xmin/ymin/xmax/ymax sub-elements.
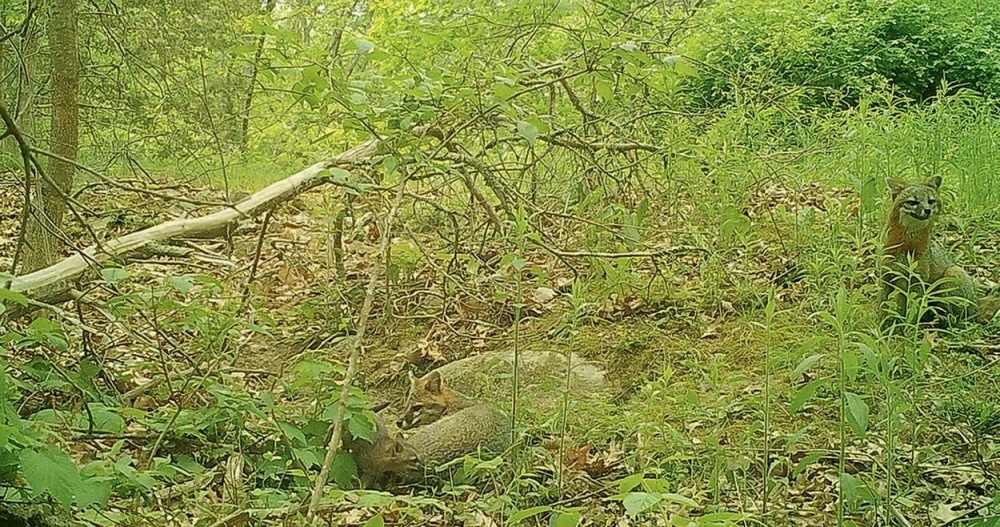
<box><xmin>879</xmin><ymin>273</ymin><xmax>912</xmax><ymax>329</ymax></box>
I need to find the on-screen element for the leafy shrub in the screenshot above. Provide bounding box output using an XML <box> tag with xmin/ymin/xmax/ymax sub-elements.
<box><xmin>686</xmin><ymin>0</ymin><xmax>1000</xmax><ymax>107</ymax></box>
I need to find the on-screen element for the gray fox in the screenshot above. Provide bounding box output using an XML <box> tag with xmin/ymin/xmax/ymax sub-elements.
<box><xmin>344</xmin><ymin>410</ymin><xmax>418</xmax><ymax>489</ymax></box>
<box><xmin>399</xmin><ymin>349</ymin><xmax>608</xmax><ymax>429</ymax></box>
<box><xmin>402</xmin><ymin>403</ymin><xmax>511</xmax><ymax>475</ymax></box>
<box><xmin>879</xmin><ymin>176</ymin><xmax>998</xmax><ymax>326</ymax></box>
<box><xmin>350</xmin><ymin>406</ymin><xmax>510</xmax><ymax>486</ymax></box>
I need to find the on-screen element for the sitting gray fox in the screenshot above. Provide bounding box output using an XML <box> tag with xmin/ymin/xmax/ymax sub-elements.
<box><xmin>879</xmin><ymin>176</ymin><xmax>999</xmax><ymax>327</ymax></box>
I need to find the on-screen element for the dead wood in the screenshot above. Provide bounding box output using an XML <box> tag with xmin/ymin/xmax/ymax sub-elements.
<box><xmin>2</xmin><ymin>138</ymin><xmax>380</xmax><ymax>314</ymax></box>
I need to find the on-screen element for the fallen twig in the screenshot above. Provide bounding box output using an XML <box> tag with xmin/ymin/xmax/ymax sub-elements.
<box><xmin>306</xmin><ymin>173</ymin><xmax>411</xmax><ymax>517</ymax></box>
<box><xmin>543</xmin><ymin>245</ymin><xmax>706</xmax><ymax>259</ymax></box>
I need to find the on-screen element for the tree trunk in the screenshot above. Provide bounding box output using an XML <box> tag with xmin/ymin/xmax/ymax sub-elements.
<box><xmin>20</xmin><ymin>0</ymin><xmax>78</xmax><ymax>273</ymax></box>
<box><xmin>239</xmin><ymin>0</ymin><xmax>275</xmax><ymax>152</ymax></box>
<box><xmin>16</xmin><ymin>27</ymin><xmax>37</xmax><ymax>150</ymax></box>
<box><xmin>1</xmin><ymin>14</ymin><xmax>37</xmax><ymax>164</ymax></box>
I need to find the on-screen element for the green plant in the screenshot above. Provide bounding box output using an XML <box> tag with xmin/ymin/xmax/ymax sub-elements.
<box><xmin>688</xmin><ymin>0</ymin><xmax>1000</xmax><ymax>107</ymax></box>
<box><xmin>0</xmin><ymin>326</ymin><xmax>110</xmax><ymax>510</ymax></box>
<box><xmin>613</xmin><ymin>473</ymin><xmax>745</xmax><ymax>525</ymax></box>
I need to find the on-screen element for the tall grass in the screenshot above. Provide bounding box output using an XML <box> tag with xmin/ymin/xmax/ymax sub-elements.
<box><xmin>815</xmin><ymin>92</ymin><xmax>1000</xmax><ymax>218</ymax></box>
<box><xmin>556</xmin><ymin>90</ymin><xmax>1000</xmax><ymax>524</ymax></box>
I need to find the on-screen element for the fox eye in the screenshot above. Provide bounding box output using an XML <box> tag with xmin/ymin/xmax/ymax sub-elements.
<box><xmin>928</xmin><ymin>199</ymin><xmax>937</xmax><ymax>205</ymax></box>
<box><xmin>905</xmin><ymin>200</ymin><xmax>919</xmax><ymax>206</ymax></box>
<box><xmin>411</xmin><ymin>404</ymin><xmax>423</xmax><ymax>411</ymax></box>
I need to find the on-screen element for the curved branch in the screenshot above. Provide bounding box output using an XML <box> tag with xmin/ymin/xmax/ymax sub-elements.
<box><xmin>4</xmin><ymin>138</ymin><xmax>380</xmax><ymax>302</ymax></box>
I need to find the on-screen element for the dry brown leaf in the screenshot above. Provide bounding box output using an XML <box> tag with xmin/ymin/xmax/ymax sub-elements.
<box><xmin>930</xmin><ymin>502</ymin><xmax>965</xmax><ymax>523</ymax></box>
<box><xmin>531</xmin><ymin>286</ymin><xmax>558</xmax><ymax>305</ymax></box>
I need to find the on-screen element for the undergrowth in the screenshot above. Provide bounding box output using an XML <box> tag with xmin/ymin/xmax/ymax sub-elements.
<box><xmin>3</xmin><ymin>0</ymin><xmax>1000</xmax><ymax>524</ymax></box>
<box><xmin>5</xmin><ymin>91</ymin><xmax>1000</xmax><ymax>526</ymax></box>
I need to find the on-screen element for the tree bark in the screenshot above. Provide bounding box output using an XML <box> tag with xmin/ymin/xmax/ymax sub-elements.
<box><xmin>1</xmin><ymin>10</ymin><xmax>37</xmax><ymax>164</ymax></box>
<box><xmin>239</xmin><ymin>0</ymin><xmax>275</xmax><ymax>152</ymax></box>
<box><xmin>20</xmin><ymin>0</ymin><xmax>78</xmax><ymax>273</ymax></box>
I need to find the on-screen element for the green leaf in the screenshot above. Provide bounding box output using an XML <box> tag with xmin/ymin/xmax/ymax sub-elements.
<box><xmin>617</xmin><ymin>473</ymin><xmax>644</xmax><ymax>493</ymax></box>
<box><xmin>382</xmin><ymin>156</ymin><xmax>400</xmax><ymax>175</ymax></box>
<box><xmin>356</xmin><ymin>490</ymin><xmax>393</xmax><ymax>508</ymax></box>
<box><xmin>167</xmin><ymin>276</ymin><xmax>193</xmax><ymax>293</ymax></box>
<box><xmin>493</xmin><ymin>83</ymin><xmax>518</xmax><ymax>101</ymax></box>
<box><xmin>525</xmin><ymin>117</ymin><xmax>550</xmax><ymax>135</ymax></box>
<box><xmin>550</xmin><ymin>511</ymin><xmax>581</xmax><ymax>527</ymax></box>
<box><xmin>100</xmin><ymin>268</ymin><xmax>130</xmax><ymax>284</ymax></box>
<box><xmin>663</xmin><ymin>55</ymin><xmax>698</xmax><ymax>76</ymax></box>
<box><xmin>764</xmin><ymin>292</ymin><xmax>776</xmax><ymax>321</ymax></box>
<box><xmin>790</xmin><ymin>379</ymin><xmax>826</xmax><ymax>412</ymax></box>
<box><xmin>73</xmin><ymin>405</ymin><xmax>126</xmax><ymax>434</ymax></box>
<box><xmin>840</xmin><ymin>472</ymin><xmax>860</xmax><ymax>503</ymax></box>
<box><xmin>791</xmin><ymin>354</ymin><xmax>825</xmax><ymax>382</ymax></box>
<box><xmin>641</xmin><ymin>477</ymin><xmax>670</xmax><ymax>493</ymax></box>
<box><xmin>363</xmin><ymin>515</ymin><xmax>385</xmax><ymax>527</ymax></box>
<box><xmin>509</xmin><ymin>506</ymin><xmax>552</xmax><ymax>523</ymax></box>
<box><xmin>230</xmin><ymin>44</ymin><xmax>258</xmax><ymax>55</ymax></box>
<box><xmin>720</xmin><ymin>204</ymin><xmax>752</xmax><ymax>241</ymax></box>
<box><xmin>792</xmin><ymin>452</ymin><xmax>825</xmax><ymax>478</ymax></box>
<box><xmin>622</xmin><ymin>492</ymin><xmax>662</xmax><ymax>517</ymax></box>
<box><xmin>330</xmin><ymin>451</ymin><xmax>356</xmax><ymax>488</ymax></box>
<box><xmin>174</xmin><ymin>456</ymin><xmax>206</xmax><ymax>475</ymax></box>
<box><xmin>856</xmin><ymin>341</ymin><xmax>877</xmax><ymax>365</ymax></box>
<box><xmin>414</xmin><ymin>29</ymin><xmax>443</xmax><ymax>45</ymax></box>
<box><xmin>76</xmin><ymin>478</ymin><xmax>111</xmax><ymax>508</ymax></box>
<box><xmin>292</xmin><ymin>447</ymin><xmax>320</xmax><ymax>468</ymax></box>
<box><xmin>329</xmin><ymin>167</ymin><xmax>352</xmax><ymax>184</ymax></box>
<box><xmin>0</xmin><ymin>288</ymin><xmax>29</xmax><ymax>306</ymax></box>
<box><xmin>348</xmin><ymin>411</ymin><xmax>376</xmax><ymax>443</ymax></box>
<box><xmin>842</xmin><ymin>345</ymin><xmax>859</xmax><ymax>381</ymax></box>
<box><xmin>660</xmin><ymin>493</ymin><xmax>699</xmax><ymax>508</ymax></box>
<box><xmin>796</xmin><ymin>334</ymin><xmax>827</xmax><ymax>355</ymax></box>
<box><xmin>355</xmin><ymin>39</ymin><xmax>374</xmax><ymax>54</ymax></box>
<box><xmin>815</xmin><ymin>311</ymin><xmax>838</xmax><ymax>329</ymax></box>
<box><xmin>844</xmin><ymin>392</ymin><xmax>869</xmax><ymax>437</ymax></box>
<box><xmin>595</xmin><ymin>78</ymin><xmax>614</xmax><ymax>100</ymax></box>
<box><xmin>278</xmin><ymin>422</ymin><xmax>307</xmax><ymax>446</ymax></box>
<box><xmin>517</xmin><ymin>120</ymin><xmax>539</xmax><ymax>145</ymax></box>
<box><xmin>20</xmin><ymin>446</ymin><xmax>87</xmax><ymax>509</ymax></box>
<box><xmin>31</xmin><ymin>409</ymin><xmax>64</xmax><ymax>425</ymax></box>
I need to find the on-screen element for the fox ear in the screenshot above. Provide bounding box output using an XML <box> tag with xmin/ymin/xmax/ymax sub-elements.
<box><xmin>887</xmin><ymin>178</ymin><xmax>907</xmax><ymax>199</ymax></box>
<box><xmin>423</xmin><ymin>371</ymin><xmax>443</xmax><ymax>394</ymax></box>
<box><xmin>925</xmin><ymin>174</ymin><xmax>942</xmax><ymax>190</ymax></box>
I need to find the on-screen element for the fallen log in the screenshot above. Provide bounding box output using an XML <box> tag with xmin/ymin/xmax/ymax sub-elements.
<box><xmin>3</xmin><ymin>137</ymin><xmax>380</xmax><ymax>307</ymax></box>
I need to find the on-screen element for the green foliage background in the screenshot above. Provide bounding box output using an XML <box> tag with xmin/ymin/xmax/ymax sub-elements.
<box><xmin>4</xmin><ymin>0</ymin><xmax>1000</xmax><ymax>525</ymax></box>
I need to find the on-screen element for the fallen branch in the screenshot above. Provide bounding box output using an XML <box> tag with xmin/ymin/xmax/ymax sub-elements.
<box><xmin>543</xmin><ymin>245</ymin><xmax>707</xmax><ymax>259</ymax></box>
<box><xmin>3</xmin><ymin>138</ymin><xmax>380</xmax><ymax>304</ymax></box>
<box><xmin>542</xmin><ymin>134</ymin><xmax>660</xmax><ymax>153</ymax></box>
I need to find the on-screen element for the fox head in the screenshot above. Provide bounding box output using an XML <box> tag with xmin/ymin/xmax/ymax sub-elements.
<box><xmin>381</xmin><ymin>436</ymin><xmax>419</xmax><ymax>474</ymax></box>
<box><xmin>887</xmin><ymin>175</ymin><xmax>942</xmax><ymax>232</ymax></box>
<box><xmin>400</xmin><ymin>371</ymin><xmax>454</xmax><ymax>429</ymax></box>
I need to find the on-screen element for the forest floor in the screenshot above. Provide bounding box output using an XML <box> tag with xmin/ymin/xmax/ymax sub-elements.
<box><xmin>5</xmin><ymin>164</ymin><xmax>1000</xmax><ymax>526</ymax></box>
